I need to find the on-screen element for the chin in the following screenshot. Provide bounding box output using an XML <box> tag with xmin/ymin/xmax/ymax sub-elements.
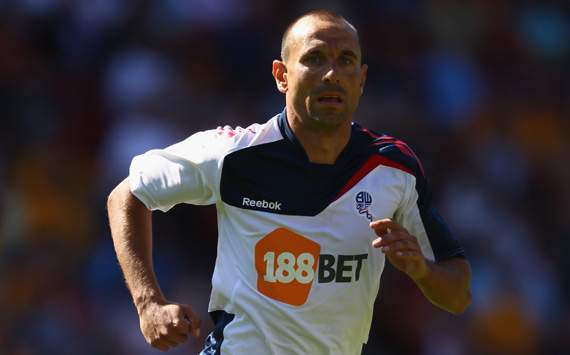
<box><xmin>311</xmin><ymin>112</ymin><xmax>350</xmax><ymax>129</ymax></box>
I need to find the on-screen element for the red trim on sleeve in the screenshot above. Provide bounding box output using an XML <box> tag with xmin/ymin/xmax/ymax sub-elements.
<box><xmin>335</xmin><ymin>155</ymin><xmax>414</xmax><ymax>200</ymax></box>
<box><xmin>371</xmin><ymin>138</ymin><xmax>426</xmax><ymax>177</ymax></box>
<box><xmin>360</xmin><ymin>128</ymin><xmax>382</xmax><ymax>139</ymax></box>
<box><xmin>394</xmin><ymin>141</ymin><xmax>425</xmax><ymax>176</ymax></box>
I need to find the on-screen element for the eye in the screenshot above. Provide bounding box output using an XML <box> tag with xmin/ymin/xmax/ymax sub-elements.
<box><xmin>303</xmin><ymin>53</ymin><xmax>323</xmax><ymax>66</ymax></box>
<box><xmin>340</xmin><ymin>55</ymin><xmax>355</xmax><ymax>66</ymax></box>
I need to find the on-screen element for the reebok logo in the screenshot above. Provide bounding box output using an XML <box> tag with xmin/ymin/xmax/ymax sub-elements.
<box><xmin>242</xmin><ymin>197</ymin><xmax>282</xmax><ymax>211</ymax></box>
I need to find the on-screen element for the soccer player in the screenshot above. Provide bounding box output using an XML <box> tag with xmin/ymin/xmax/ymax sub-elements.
<box><xmin>107</xmin><ymin>10</ymin><xmax>471</xmax><ymax>354</ymax></box>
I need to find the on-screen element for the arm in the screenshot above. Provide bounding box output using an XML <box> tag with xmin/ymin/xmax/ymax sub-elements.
<box><xmin>370</xmin><ymin>219</ymin><xmax>471</xmax><ymax>314</ymax></box>
<box><xmin>415</xmin><ymin>257</ymin><xmax>471</xmax><ymax>314</ymax></box>
<box><xmin>107</xmin><ymin>178</ymin><xmax>201</xmax><ymax>351</ymax></box>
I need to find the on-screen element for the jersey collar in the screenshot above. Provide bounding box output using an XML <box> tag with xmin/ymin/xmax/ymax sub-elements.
<box><xmin>276</xmin><ymin>108</ymin><xmax>361</xmax><ymax>167</ymax></box>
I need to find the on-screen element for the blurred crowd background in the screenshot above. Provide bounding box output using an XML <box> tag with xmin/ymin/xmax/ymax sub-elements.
<box><xmin>1</xmin><ymin>0</ymin><xmax>569</xmax><ymax>354</ymax></box>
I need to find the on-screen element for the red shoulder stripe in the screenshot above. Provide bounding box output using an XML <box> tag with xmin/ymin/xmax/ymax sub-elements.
<box><xmin>335</xmin><ymin>155</ymin><xmax>414</xmax><ymax>200</ymax></box>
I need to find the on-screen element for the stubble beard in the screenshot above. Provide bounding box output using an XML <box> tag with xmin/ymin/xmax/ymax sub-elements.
<box><xmin>306</xmin><ymin>100</ymin><xmax>352</xmax><ymax>133</ymax></box>
<box><xmin>288</xmin><ymin>94</ymin><xmax>353</xmax><ymax>134</ymax></box>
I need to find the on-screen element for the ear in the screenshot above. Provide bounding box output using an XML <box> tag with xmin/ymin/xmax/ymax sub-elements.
<box><xmin>359</xmin><ymin>64</ymin><xmax>368</xmax><ymax>96</ymax></box>
<box><xmin>272</xmin><ymin>60</ymin><xmax>288</xmax><ymax>94</ymax></box>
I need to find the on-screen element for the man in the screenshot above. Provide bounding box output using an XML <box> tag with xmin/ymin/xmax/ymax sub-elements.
<box><xmin>107</xmin><ymin>10</ymin><xmax>471</xmax><ymax>354</ymax></box>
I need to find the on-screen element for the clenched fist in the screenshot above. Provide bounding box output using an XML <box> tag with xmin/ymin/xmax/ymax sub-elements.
<box><xmin>137</xmin><ymin>300</ymin><xmax>201</xmax><ymax>351</ymax></box>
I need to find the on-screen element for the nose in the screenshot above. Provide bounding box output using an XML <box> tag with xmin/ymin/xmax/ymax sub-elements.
<box><xmin>322</xmin><ymin>64</ymin><xmax>340</xmax><ymax>84</ymax></box>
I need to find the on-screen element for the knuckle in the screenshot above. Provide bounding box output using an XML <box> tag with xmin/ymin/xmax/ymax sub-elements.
<box><xmin>165</xmin><ymin>304</ymin><xmax>179</xmax><ymax>314</ymax></box>
<box><xmin>172</xmin><ymin>316</ymin><xmax>184</xmax><ymax>326</ymax></box>
<box><xmin>158</xmin><ymin>326</ymin><xmax>170</xmax><ymax>336</ymax></box>
<box><xmin>147</xmin><ymin>332</ymin><xmax>160</xmax><ymax>343</ymax></box>
<box><xmin>175</xmin><ymin>305</ymin><xmax>186</xmax><ymax>317</ymax></box>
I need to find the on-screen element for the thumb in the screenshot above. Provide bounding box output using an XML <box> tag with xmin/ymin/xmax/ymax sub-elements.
<box><xmin>180</xmin><ymin>304</ymin><xmax>201</xmax><ymax>337</ymax></box>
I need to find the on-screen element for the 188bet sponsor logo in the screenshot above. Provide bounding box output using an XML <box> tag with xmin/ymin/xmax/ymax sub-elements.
<box><xmin>254</xmin><ymin>228</ymin><xmax>368</xmax><ymax>306</ymax></box>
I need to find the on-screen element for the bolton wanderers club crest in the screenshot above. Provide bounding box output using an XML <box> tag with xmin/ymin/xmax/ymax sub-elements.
<box><xmin>355</xmin><ymin>191</ymin><xmax>373</xmax><ymax>221</ymax></box>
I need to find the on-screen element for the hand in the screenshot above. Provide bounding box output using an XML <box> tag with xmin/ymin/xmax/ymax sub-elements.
<box><xmin>370</xmin><ymin>218</ymin><xmax>429</xmax><ymax>281</ymax></box>
<box><xmin>137</xmin><ymin>299</ymin><xmax>201</xmax><ymax>351</ymax></box>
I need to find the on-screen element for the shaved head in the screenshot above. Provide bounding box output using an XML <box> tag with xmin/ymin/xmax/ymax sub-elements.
<box><xmin>272</xmin><ymin>9</ymin><xmax>368</xmax><ymax>136</ymax></box>
<box><xmin>281</xmin><ymin>10</ymin><xmax>360</xmax><ymax>62</ymax></box>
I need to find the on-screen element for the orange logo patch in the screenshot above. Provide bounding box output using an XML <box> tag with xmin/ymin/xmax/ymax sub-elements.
<box><xmin>254</xmin><ymin>228</ymin><xmax>321</xmax><ymax>306</ymax></box>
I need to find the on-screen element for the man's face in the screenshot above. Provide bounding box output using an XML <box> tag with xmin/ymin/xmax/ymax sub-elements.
<box><xmin>275</xmin><ymin>18</ymin><xmax>367</xmax><ymax>130</ymax></box>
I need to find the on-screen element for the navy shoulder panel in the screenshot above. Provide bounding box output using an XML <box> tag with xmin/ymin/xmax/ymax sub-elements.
<box><xmin>354</xmin><ymin>125</ymin><xmax>427</xmax><ymax>199</ymax></box>
<box><xmin>359</xmin><ymin>127</ymin><xmax>425</xmax><ymax>180</ymax></box>
<box><xmin>220</xmin><ymin>116</ymin><xmax>376</xmax><ymax>216</ymax></box>
<box><xmin>219</xmin><ymin>138</ymin><xmax>372</xmax><ymax>215</ymax></box>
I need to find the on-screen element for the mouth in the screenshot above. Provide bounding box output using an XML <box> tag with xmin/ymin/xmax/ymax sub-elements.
<box><xmin>317</xmin><ymin>94</ymin><xmax>343</xmax><ymax>104</ymax></box>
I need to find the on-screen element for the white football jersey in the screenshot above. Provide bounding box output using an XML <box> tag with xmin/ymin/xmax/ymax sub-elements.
<box><xmin>129</xmin><ymin>110</ymin><xmax>465</xmax><ymax>355</ymax></box>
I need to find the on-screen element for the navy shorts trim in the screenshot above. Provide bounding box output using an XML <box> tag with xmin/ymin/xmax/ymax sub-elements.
<box><xmin>200</xmin><ymin>311</ymin><xmax>235</xmax><ymax>355</ymax></box>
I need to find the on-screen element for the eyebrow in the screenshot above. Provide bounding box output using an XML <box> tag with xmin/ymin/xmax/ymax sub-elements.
<box><xmin>301</xmin><ymin>48</ymin><xmax>359</xmax><ymax>59</ymax></box>
<box><xmin>302</xmin><ymin>46</ymin><xmax>325</xmax><ymax>55</ymax></box>
<box><xmin>340</xmin><ymin>50</ymin><xmax>358</xmax><ymax>59</ymax></box>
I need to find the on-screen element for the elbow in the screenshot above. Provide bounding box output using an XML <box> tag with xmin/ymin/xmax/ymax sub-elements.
<box><xmin>107</xmin><ymin>178</ymin><xmax>130</xmax><ymax>212</ymax></box>
<box><xmin>448</xmin><ymin>288</ymin><xmax>472</xmax><ymax>315</ymax></box>
<box><xmin>107</xmin><ymin>184</ymin><xmax>120</xmax><ymax>211</ymax></box>
<box><xmin>449</xmin><ymin>258</ymin><xmax>472</xmax><ymax>315</ymax></box>
<box><xmin>107</xmin><ymin>178</ymin><xmax>150</xmax><ymax>215</ymax></box>
<box><xmin>107</xmin><ymin>178</ymin><xmax>131</xmax><ymax>209</ymax></box>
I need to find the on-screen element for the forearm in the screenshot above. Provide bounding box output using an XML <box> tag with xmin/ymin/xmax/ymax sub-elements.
<box><xmin>107</xmin><ymin>178</ymin><xmax>165</xmax><ymax>311</ymax></box>
<box><xmin>414</xmin><ymin>258</ymin><xmax>472</xmax><ymax>314</ymax></box>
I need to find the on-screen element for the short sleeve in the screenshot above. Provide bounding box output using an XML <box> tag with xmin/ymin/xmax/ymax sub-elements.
<box><xmin>395</xmin><ymin>174</ymin><xmax>466</xmax><ymax>262</ymax></box>
<box><xmin>129</xmin><ymin>130</ymin><xmax>219</xmax><ymax>212</ymax></box>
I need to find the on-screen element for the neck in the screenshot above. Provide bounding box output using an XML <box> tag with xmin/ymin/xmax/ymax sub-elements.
<box><xmin>286</xmin><ymin>107</ymin><xmax>352</xmax><ymax>165</ymax></box>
